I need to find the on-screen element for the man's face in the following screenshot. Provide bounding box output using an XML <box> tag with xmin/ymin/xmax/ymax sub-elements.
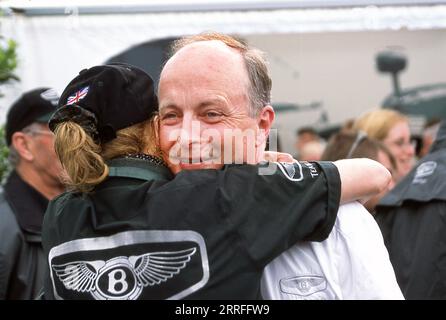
<box><xmin>25</xmin><ymin>123</ymin><xmax>64</xmax><ymax>188</ymax></box>
<box><xmin>158</xmin><ymin>41</ymin><xmax>273</xmax><ymax>175</ymax></box>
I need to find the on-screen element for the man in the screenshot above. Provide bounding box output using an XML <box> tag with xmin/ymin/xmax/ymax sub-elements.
<box><xmin>298</xmin><ymin>141</ymin><xmax>325</xmax><ymax>162</ymax></box>
<box><xmin>158</xmin><ymin>33</ymin><xmax>388</xmax><ymax>202</ymax></box>
<box><xmin>0</xmin><ymin>88</ymin><xmax>64</xmax><ymax>299</ymax></box>
<box><xmin>262</xmin><ymin>132</ymin><xmax>403</xmax><ymax>299</ymax></box>
<box><xmin>418</xmin><ymin>118</ymin><xmax>441</xmax><ymax>158</ymax></box>
<box><xmin>261</xmin><ymin>202</ymin><xmax>403</xmax><ymax>299</ymax></box>
<box><xmin>376</xmin><ymin>121</ymin><xmax>446</xmax><ymax>299</ymax></box>
<box><xmin>157</xmin><ymin>32</ymin><xmax>399</xmax><ymax>299</ymax></box>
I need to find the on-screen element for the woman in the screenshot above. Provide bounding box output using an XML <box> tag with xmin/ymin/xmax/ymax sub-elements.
<box><xmin>43</xmin><ymin>63</ymin><xmax>389</xmax><ymax>300</ymax></box>
<box><xmin>321</xmin><ymin>130</ymin><xmax>397</xmax><ymax>213</ymax></box>
<box><xmin>354</xmin><ymin>109</ymin><xmax>415</xmax><ymax>183</ymax></box>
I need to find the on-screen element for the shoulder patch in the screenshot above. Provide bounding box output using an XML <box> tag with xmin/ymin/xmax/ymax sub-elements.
<box><xmin>413</xmin><ymin>161</ymin><xmax>437</xmax><ymax>185</ymax></box>
<box><xmin>276</xmin><ymin>162</ymin><xmax>303</xmax><ymax>181</ymax></box>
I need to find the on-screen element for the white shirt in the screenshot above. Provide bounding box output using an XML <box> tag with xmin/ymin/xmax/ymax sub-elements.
<box><xmin>261</xmin><ymin>202</ymin><xmax>404</xmax><ymax>300</ymax></box>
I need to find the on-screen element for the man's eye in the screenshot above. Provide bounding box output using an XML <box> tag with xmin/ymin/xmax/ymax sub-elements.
<box><xmin>162</xmin><ymin>113</ymin><xmax>178</xmax><ymax>120</ymax></box>
<box><xmin>205</xmin><ymin>111</ymin><xmax>221</xmax><ymax>118</ymax></box>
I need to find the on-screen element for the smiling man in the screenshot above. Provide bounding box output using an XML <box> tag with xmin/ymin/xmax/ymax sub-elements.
<box><xmin>158</xmin><ymin>33</ymin><xmax>388</xmax><ymax>203</ymax></box>
<box><xmin>157</xmin><ymin>32</ymin><xmax>402</xmax><ymax>300</ymax></box>
<box><xmin>158</xmin><ymin>36</ymin><xmax>272</xmax><ymax>174</ymax></box>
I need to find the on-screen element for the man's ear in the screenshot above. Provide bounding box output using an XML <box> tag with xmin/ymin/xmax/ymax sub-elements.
<box><xmin>256</xmin><ymin>105</ymin><xmax>275</xmax><ymax>147</ymax></box>
<box><xmin>11</xmin><ymin>132</ymin><xmax>34</xmax><ymax>162</ymax></box>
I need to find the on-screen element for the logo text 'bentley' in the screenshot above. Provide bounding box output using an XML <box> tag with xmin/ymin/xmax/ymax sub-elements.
<box><xmin>52</xmin><ymin>248</ymin><xmax>196</xmax><ymax>300</ymax></box>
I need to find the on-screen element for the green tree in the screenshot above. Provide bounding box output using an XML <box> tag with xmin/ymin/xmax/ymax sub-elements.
<box><xmin>0</xmin><ymin>17</ymin><xmax>19</xmax><ymax>182</ymax></box>
<box><xmin>0</xmin><ymin>125</ymin><xmax>10</xmax><ymax>183</ymax></box>
<box><xmin>0</xmin><ymin>37</ymin><xmax>18</xmax><ymax>97</ymax></box>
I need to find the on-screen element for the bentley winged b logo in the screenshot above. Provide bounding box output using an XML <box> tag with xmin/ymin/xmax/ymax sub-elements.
<box><xmin>49</xmin><ymin>230</ymin><xmax>210</xmax><ymax>300</ymax></box>
<box><xmin>52</xmin><ymin>248</ymin><xmax>196</xmax><ymax>300</ymax></box>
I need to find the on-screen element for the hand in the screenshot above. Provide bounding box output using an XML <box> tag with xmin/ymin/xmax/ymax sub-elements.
<box><xmin>263</xmin><ymin>151</ymin><xmax>296</xmax><ymax>163</ymax></box>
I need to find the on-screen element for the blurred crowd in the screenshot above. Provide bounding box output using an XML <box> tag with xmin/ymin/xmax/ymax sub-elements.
<box><xmin>292</xmin><ymin>110</ymin><xmax>446</xmax><ymax>300</ymax></box>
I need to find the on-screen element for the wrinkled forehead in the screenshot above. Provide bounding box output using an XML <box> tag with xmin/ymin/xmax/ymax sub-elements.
<box><xmin>160</xmin><ymin>41</ymin><xmax>249</xmax><ymax>88</ymax></box>
<box><xmin>168</xmin><ymin>40</ymin><xmax>244</xmax><ymax>66</ymax></box>
<box><xmin>158</xmin><ymin>41</ymin><xmax>251</xmax><ymax>113</ymax></box>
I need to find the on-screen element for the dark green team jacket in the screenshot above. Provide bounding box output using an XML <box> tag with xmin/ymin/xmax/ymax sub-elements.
<box><xmin>42</xmin><ymin>158</ymin><xmax>341</xmax><ymax>300</ymax></box>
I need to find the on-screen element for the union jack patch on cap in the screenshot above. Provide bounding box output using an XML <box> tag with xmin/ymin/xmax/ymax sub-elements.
<box><xmin>67</xmin><ymin>86</ymin><xmax>89</xmax><ymax>105</ymax></box>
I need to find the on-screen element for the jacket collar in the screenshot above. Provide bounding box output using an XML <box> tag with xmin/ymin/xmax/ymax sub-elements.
<box><xmin>106</xmin><ymin>157</ymin><xmax>173</xmax><ymax>182</ymax></box>
<box><xmin>430</xmin><ymin>121</ymin><xmax>446</xmax><ymax>153</ymax></box>
<box><xmin>3</xmin><ymin>170</ymin><xmax>49</xmax><ymax>236</ymax></box>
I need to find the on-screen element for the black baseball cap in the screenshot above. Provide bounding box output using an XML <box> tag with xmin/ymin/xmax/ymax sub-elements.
<box><xmin>5</xmin><ymin>88</ymin><xmax>59</xmax><ymax>145</ymax></box>
<box><xmin>49</xmin><ymin>63</ymin><xmax>158</xmax><ymax>143</ymax></box>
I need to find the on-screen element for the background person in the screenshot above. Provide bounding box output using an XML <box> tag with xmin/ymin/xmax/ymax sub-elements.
<box><xmin>321</xmin><ymin>131</ymin><xmax>397</xmax><ymax>213</ymax></box>
<box><xmin>418</xmin><ymin>118</ymin><xmax>441</xmax><ymax>158</ymax></box>
<box><xmin>294</xmin><ymin>127</ymin><xmax>322</xmax><ymax>160</ymax></box>
<box><xmin>0</xmin><ymin>88</ymin><xmax>64</xmax><ymax>299</ymax></box>
<box><xmin>354</xmin><ymin>109</ymin><xmax>415</xmax><ymax>183</ymax></box>
<box><xmin>375</xmin><ymin>121</ymin><xmax>446</xmax><ymax>300</ymax></box>
<box><xmin>298</xmin><ymin>140</ymin><xmax>326</xmax><ymax>162</ymax></box>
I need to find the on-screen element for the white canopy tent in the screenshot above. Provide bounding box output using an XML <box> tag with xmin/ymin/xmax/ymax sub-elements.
<box><xmin>2</xmin><ymin>1</ymin><xmax>446</xmax><ymax>95</ymax></box>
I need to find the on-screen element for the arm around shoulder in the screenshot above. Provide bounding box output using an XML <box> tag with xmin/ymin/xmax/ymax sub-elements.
<box><xmin>334</xmin><ymin>158</ymin><xmax>391</xmax><ymax>204</ymax></box>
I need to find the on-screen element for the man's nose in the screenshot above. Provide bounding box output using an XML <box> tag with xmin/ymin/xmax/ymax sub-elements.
<box><xmin>178</xmin><ymin>115</ymin><xmax>201</xmax><ymax>146</ymax></box>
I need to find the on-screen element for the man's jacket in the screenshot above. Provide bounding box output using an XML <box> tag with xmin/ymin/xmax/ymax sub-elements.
<box><xmin>0</xmin><ymin>171</ymin><xmax>48</xmax><ymax>299</ymax></box>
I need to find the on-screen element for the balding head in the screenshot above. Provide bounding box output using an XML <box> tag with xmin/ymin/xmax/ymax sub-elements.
<box><xmin>160</xmin><ymin>40</ymin><xmax>251</xmax><ymax>114</ymax></box>
<box><xmin>157</xmin><ymin>33</ymin><xmax>275</xmax><ymax>174</ymax></box>
<box><xmin>162</xmin><ymin>32</ymin><xmax>272</xmax><ymax>117</ymax></box>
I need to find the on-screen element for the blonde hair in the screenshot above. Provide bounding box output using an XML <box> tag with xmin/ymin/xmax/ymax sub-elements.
<box><xmin>54</xmin><ymin>117</ymin><xmax>159</xmax><ymax>193</ymax></box>
<box><xmin>353</xmin><ymin>109</ymin><xmax>408</xmax><ymax>141</ymax></box>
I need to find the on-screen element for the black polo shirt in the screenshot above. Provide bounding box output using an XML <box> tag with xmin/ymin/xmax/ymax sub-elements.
<box><xmin>42</xmin><ymin>158</ymin><xmax>341</xmax><ymax>300</ymax></box>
